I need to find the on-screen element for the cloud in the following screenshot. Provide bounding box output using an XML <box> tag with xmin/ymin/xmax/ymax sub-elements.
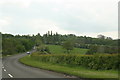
<box><xmin>0</xmin><ymin>0</ymin><xmax>32</xmax><ymax>8</ymax></box>
<box><xmin>52</xmin><ymin>8</ymin><xmax>60</xmax><ymax>13</ymax></box>
<box><xmin>0</xmin><ymin>16</ymin><xmax>12</xmax><ymax>31</ymax></box>
<box><xmin>26</xmin><ymin>19</ymin><xmax>76</xmax><ymax>35</ymax></box>
<box><xmin>57</xmin><ymin>0</ymin><xmax>118</xmax><ymax>32</ymax></box>
<box><xmin>0</xmin><ymin>18</ymin><xmax>10</xmax><ymax>26</ymax></box>
<box><xmin>0</xmin><ymin>0</ymin><xmax>118</xmax><ymax>39</ymax></box>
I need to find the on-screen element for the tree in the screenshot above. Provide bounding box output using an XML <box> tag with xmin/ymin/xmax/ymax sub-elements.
<box><xmin>62</xmin><ymin>40</ymin><xmax>74</xmax><ymax>53</ymax></box>
<box><xmin>16</xmin><ymin>45</ymin><xmax>25</xmax><ymax>53</ymax></box>
<box><xmin>86</xmin><ymin>45</ymin><xmax>98</xmax><ymax>55</ymax></box>
<box><xmin>37</xmin><ymin>44</ymin><xmax>50</xmax><ymax>54</ymax></box>
<box><xmin>35</xmin><ymin>33</ymin><xmax>42</xmax><ymax>46</ymax></box>
<box><xmin>2</xmin><ymin>38</ymin><xmax>16</xmax><ymax>55</ymax></box>
<box><xmin>97</xmin><ymin>34</ymin><xmax>105</xmax><ymax>39</ymax></box>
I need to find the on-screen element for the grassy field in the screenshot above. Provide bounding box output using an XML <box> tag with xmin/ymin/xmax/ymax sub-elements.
<box><xmin>47</xmin><ymin>45</ymin><xmax>88</xmax><ymax>54</ymax></box>
<box><xmin>19</xmin><ymin>56</ymin><xmax>118</xmax><ymax>79</ymax></box>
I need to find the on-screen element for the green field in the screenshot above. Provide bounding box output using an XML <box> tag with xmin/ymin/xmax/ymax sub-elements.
<box><xmin>20</xmin><ymin>56</ymin><xmax>118</xmax><ymax>78</ymax></box>
<box><xmin>47</xmin><ymin>45</ymin><xmax>88</xmax><ymax>54</ymax></box>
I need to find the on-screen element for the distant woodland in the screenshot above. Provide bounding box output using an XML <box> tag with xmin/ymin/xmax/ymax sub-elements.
<box><xmin>0</xmin><ymin>31</ymin><xmax>119</xmax><ymax>56</ymax></box>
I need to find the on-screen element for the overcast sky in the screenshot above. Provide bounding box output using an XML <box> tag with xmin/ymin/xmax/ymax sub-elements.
<box><xmin>0</xmin><ymin>0</ymin><xmax>119</xmax><ymax>39</ymax></box>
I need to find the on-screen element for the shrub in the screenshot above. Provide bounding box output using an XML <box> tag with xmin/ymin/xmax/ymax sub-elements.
<box><xmin>31</xmin><ymin>53</ymin><xmax>119</xmax><ymax>70</ymax></box>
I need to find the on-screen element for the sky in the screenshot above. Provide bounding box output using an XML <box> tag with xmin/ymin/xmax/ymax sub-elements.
<box><xmin>0</xmin><ymin>0</ymin><xmax>119</xmax><ymax>39</ymax></box>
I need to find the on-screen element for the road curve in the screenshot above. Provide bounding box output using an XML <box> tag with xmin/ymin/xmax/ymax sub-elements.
<box><xmin>2</xmin><ymin>52</ymin><xmax>69</xmax><ymax>78</ymax></box>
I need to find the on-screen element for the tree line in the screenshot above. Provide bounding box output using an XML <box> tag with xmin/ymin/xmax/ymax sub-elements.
<box><xmin>2</xmin><ymin>34</ymin><xmax>34</xmax><ymax>55</ymax></box>
<box><xmin>1</xmin><ymin>31</ymin><xmax>119</xmax><ymax>55</ymax></box>
<box><xmin>42</xmin><ymin>31</ymin><xmax>117</xmax><ymax>46</ymax></box>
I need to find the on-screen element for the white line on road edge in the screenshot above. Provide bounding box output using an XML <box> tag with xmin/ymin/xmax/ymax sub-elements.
<box><xmin>3</xmin><ymin>69</ymin><xmax>6</xmax><ymax>71</ymax></box>
<box><xmin>8</xmin><ymin>74</ymin><xmax>13</xmax><ymax>78</ymax></box>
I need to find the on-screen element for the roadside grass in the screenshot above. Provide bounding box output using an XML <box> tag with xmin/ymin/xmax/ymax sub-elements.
<box><xmin>19</xmin><ymin>56</ymin><xmax>118</xmax><ymax>78</ymax></box>
<box><xmin>47</xmin><ymin>45</ymin><xmax>88</xmax><ymax>54</ymax></box>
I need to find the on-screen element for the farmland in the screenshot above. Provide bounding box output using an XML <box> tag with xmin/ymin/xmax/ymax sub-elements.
<box><xmin>47</xmin><ymin>45</ymin><xmax>88</xmax><ymax>54</ymax></box>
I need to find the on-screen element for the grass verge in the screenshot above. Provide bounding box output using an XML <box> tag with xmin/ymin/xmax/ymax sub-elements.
<box><xmin>19</xmin><ymin>55</ymin><xmax>118</xmax><ymax>78</ymax></box>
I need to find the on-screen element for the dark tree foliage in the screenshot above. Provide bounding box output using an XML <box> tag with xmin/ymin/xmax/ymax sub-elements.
<box><xmin>2</xmin><ymin>33</ymin><xmax>35</xmax><ymax>55</ymax></box>
<box><xmin>86</xmin><ymin>45</ymin><xmax>118</xmax><ymax>55</ymax></box>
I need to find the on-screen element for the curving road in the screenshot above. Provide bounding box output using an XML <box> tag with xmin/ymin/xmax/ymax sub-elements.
<box><xmin>2</xmin><ymin>52</ymin><xmax>76</xmax><ymax>79</ymax></box>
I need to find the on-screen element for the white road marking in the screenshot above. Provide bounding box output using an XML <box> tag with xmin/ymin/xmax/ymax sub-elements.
<box><xmin>3</xmin><ymin>69</ymin><xmax>6</xmax><ymax>71</ymax></box>
<box><xmin>8</xmin><ymin>74</ymin><xmax>13</xmax><ymax>78</ymax></box>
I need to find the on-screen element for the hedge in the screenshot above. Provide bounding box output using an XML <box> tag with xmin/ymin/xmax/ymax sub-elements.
<box><xmin>31</xmin><ymin>53</ymin><xmax>119</xmax><ymax>70</ymax></box>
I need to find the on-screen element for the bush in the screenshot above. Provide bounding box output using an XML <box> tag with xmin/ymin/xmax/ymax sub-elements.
<box><xmin>36</xmin><ymin>45</ymin><xmax>50</xmax><ymax>54</ymax></box>
<box><xmin>31</xmin><ymin>53</ymin><xmax>119</xmax><ymax>70</ymax></box>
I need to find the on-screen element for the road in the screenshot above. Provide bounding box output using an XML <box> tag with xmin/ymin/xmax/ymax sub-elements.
<box><xmin>2</xmin><ymin>52</ymin><xmax>78</xmax><ymax>79</ymax></box>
